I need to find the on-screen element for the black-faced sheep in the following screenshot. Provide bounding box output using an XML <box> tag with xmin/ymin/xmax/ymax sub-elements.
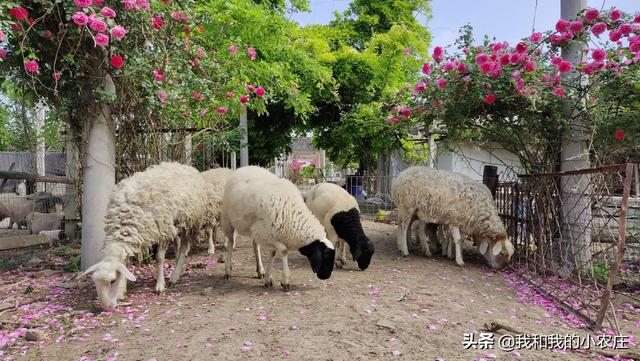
<box><xmin>305</xmin><ymin>182</ymin><xmax>374</xmax><ymax>270</ymax></box>
<box><xmin>221</xmin><ymin>166</ymin><xmax>335</xmax><ymax>290</ymax></box>
<box><xmin>81</xmin><ymin>162</ymin><xmax>208</xmax><ymax>309</ymax></box>
<box><xmin>391</xmin><ymin>166</ymin><xmax>514</xmax><ymax>269</ymax></box>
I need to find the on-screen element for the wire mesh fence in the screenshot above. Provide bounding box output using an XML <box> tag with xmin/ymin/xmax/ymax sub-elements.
<box><xmin>289</xmin><ymin>174</ymin><xmax>396</xmax><ymax>217</ymax></box>
<box><xmin>496</xmin><ymin>163</ymin><xmax>638</xmax><ymax>331</ymax></box>
<box><xmin>0</xmin><ymin>174</ymin><xmax>78</xmax><ymax>251</ymax></box>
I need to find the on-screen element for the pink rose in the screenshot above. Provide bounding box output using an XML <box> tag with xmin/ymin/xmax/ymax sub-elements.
<box><xmin>217</xmin><ymin>107</ymin><xmax>228</xmax><ymax>114</ymax></box>
<box><xmin>100</xmin><ymin>7</ymin><xmax>117</xmax><ymax>18</ymax></box>
<box><xmin>569</xmin><ymin>20</ymin><xmax>583</xmax><ymax>33</ymax></box>
<box><xmin>432</xmin><ymin>46</ymin><xmax>444</xmax><ymax>62</ymax></box>
<box><xmin>152</xmin><ymin>16</ymin><xmax>163</xmax><ymax>30</ymax></box>
<box><xmin>52</xmin><ymin>71</ymin><xmax>62</xmax><ymax>80</ymax></box>
<box><xmin>95</xmin><ymin>33</ymin><xmax>109</xmax><ymax>47</ymax></box>
<box><xmin>524</xmin><ymin>62</ymin><xmax>536</xmax><ymax>72</ymax></box>
<box><xmin>620</xmin><ymin>23</ymin><xmax>633</xmax><ymax>35</ymax></box>
<box><xmin>239</xmin><ymin>95</ymin><xmax>249</xmax><ymax>103</ymax></box>
<box><xmin>229</xmin><ymin>45</ymin><xmax>238</xmax><ymax>54</ymax></box>
<box><xmin>609</xmin><ymin>29</ymin><xmax>622</xmax><ymax>42</ymax></box>
<box><xmin>226</xmin><ymin>91</ymin><xmax>234</xmax><ymax>98</ymax></box>
<box><xmin>582</xmin><ymin>64</ymin><xmax>594</xmax><ymax>75</ymax></box>
<box><xmin>255</xmin><ymin>87</ymin><xmax>265</xmax><ymax>97</ymax></box>
<box><xmin>153</xmin><ymin>69</ymin><xmax>164</xmax><ymax>82</ymax></box>
<box><xmin>436</xmin><ymin>78</ymin><xmax>446</xmax><ymax>89</ymax></box>
<box><xmin>475</xmin><ymin>54</ymin><xmax>489</xmax><ymax>65</ymax></box>
<box><xmin>555</xmin><ymin>19</ymin><xmax>569</xmax><ymax>32</ymax></box>
<box><xmin>246</xmin><ymin>84</ymin><xmax>255</xmax><ymax>92</ymax></box>
<box><xmin>610</xmin><ymin>9</ymin><xmax>622</xmax><ymax>22</ymax></box>
<box><xmin>558</xmin><ymin>60</ymin><xmax>573</xmax><ymax>73</ymax></box>
<box><xmin>530</xmin><ymin>32</ymin><xmax>542</xmax><ymax>42</ymax></box>
<box><xmin>553</xmin><ymin>87</ymin><xmax>566</xmax><ymax>97</ymax></box>
<box><xmin>457</xmin><ymin>62</ymin><xmax>468</xmax><ymax>72</ymax></box>
<box><xmin>110</xmin><ymin>54</ymin><xmax>125</xmax><ymax>69</ymax></box>
<box><xmin>157</xmin><ymin>91</ymin><xmax>168</xmax><ymax>101</ymax></box>
<box><xmin>24</xmin><ymin>60</ymin><xmax>39</xmax><ymax>73</ymax></box>
<box><xmin>591</xmin><ymin>22</ymin><xmax>607</xmax><ymax>36</ymax></box>
<box><xmin>110</xmin><ymin>26</ymin><xmax>126</xmax><ymax>40</ymax></box>
<box><xmin>74</xmin><ymin>0</ymin><xmax>92</xmax><ymax>8</ymax></box>
<box><xmin>90</xmin><ymin>19</ymin><xmax>107</xmax><ymax>33</ymax></box>
<box><xmin>415</xmin><ymin>82</ymin><xmax>426</xmax><ymax>92</ymax></box>
<box><xmin>479</xmin><ymin>62</ymin><xmax>493</xmax><ymax>74</ymax></box>
<box><xmin>515</xmin><ymin>42</ymin><xmax>527</xmax><ymax>53</ymax></box>
<box><xmin>484</xmin><ymin>94</ymin><xmax>496</xmax><ymax>105</ymax></box>
<box><xmin>72</xmin><ymin>12</ymin><xmax>88</xmax><ymax>26</ymax></box>
<box><xmin>422</xmin><ymin>62</ymin><xmax>431</xmax><ymax>74</ymax></box>
<box><xmin>0</xmin><ymin>49</ymin><xmax>7</xmax><ymax>59</ymax></box>
<box><xmin>585</xmin><ymin>8</ymin><xmax>599</xmax><ymax>22</ymax></box>
<box><xmin>591</xmin><ymin>49</ymin><xmax>606</xmax><ymax>62</ymax></box>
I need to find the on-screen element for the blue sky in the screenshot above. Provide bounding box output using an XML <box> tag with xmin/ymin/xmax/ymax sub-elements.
<box><xmin>290</xmin><ymin>0</ymin><xmax>640</xmax><ymax>49</ymax></box>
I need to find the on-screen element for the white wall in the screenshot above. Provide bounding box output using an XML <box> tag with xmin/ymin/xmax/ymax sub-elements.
<box><xmin>436</xmin><ymin>141</ymin><xmax>522</xmax><ymax>181</ymax></box>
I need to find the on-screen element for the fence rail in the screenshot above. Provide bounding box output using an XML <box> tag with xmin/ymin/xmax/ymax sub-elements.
<box><xmin>496</xmin><ymin>163</ymin><xmax>639</xmax><ymax>332</ymax></box>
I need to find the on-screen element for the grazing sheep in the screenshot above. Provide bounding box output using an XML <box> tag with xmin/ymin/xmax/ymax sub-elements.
<box><xmin>221</xmin><ymin>166</ymin><xmax>335</xmax><ymax>290</ymax></box>
<box><xmin>200</xmin><ymin>167</ymin><xmax>234</xmax><ymax>255</ymax></box>
<box><xmin>305</xmin><ymin>182</ymin><xmax>375</xmax><ymax>270</ymax></box>
<box><xmin>0</xmin><ymin>193</ymin><xmax>34</xmax><ymax>230</ymax></box>
<box><xmin>26</xmin><ymin>211</ymin><xmax>64</xmax><ymax>235</ymax></box>
<box><xmin>81</xmin><ymin>162</ymin><xmax>208</xmax><ymax>309</ymax></box>
<box><xmin>40</xmin><ymin>230</ymin><xmax>62</xmax><ymax>246</ymax></box>
<box><xmin>391</xmin><ymin>166</ymin><xmax>514</xmax><ymax>269</ymax></box>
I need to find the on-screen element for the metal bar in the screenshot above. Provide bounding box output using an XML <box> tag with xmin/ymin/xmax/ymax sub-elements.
<box><xmin>519</xmin><ymin>164</ymin><xmax>627</xmax><ymax>179</ymax></box>
<box><xmin>595</xmin><ymin>163</ymin><xmax>633</xmax><ymax>330</ymax></box>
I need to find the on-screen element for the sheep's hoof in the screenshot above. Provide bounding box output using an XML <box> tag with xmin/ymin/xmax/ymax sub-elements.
<box><xmin>264</xmin><ymin>279</ymin><xmax>273</xmax><ymax>288</ymax></box>
<box><xmin>456</xmin><ymin>261</ymin><xmax>465</xmax><ymax>267</ymax></box>
<box><xmin>224</xmin><ymin>273</ymin><xmax>230</xmax><ymax>280</ymax></box>
<box><xmin>281</xmin><ymin>283</ymin><xmax>290</xmax><ymax>291</ymax></box>
<box><xmin>207</xmin><ymin>249</ymin><xmax>215</xmax><ymax>256</ymax></box>
<box><xmin>256</xmin><ymin>271</ymin><xmax>265</xmax><ymax>279</ymax></box>
<box><xmin>155</xmin><ymin>284</ymin><xmax>165</xmax><ymax>295</ymax></box>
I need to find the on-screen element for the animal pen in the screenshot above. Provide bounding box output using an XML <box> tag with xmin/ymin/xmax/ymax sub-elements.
<box><xmin>496</xmin><ymin>163</ymin><xmax>640</xmax><ymax>333</ymax></box>
<box><xmin>0</xmin><ymin>158</ymin><xmax>78</xmax><ymax>255</ymax></box>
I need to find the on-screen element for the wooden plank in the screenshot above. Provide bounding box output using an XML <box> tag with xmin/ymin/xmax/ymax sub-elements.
<box><xmin>0</xmin><ymin>171</ymin><xmax>36</xmax><ymax>180</ymax></box>
<box><xmin>0</xmin><ymin>235</ymin><xmax>48</xmax><ymax>251</ymax></box>
<box><xmin>36</xmin><ymin>176</ymin><xmax>74</xmax><ymax>184</ymax></box>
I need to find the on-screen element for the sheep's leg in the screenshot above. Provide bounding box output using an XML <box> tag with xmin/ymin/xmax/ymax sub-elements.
<box><xmin>425</xmin><ymin>223</ymin><xmax>440</xmax><ymax>255</ymax></box>
<box><xmin>397</xmin><ymin>209</ymin><xmax>414</xmax><ymax>257</ymax></box>
<box><xmin>263</xmin><ymin>249</ymin><xmax>275</xmax><ymax>288</ymax></box>
<box><xmin>417</xmin><ymin>221</ymin><xmax>432</xmax><ymax>258</ymax></box>
<box><xmin>440</xmin><ymin>226</ymin><xmax>449</xmax><ymax>257</ymax></box>
<box><xmin>155</xmin><ymin>243</ymin><xmax>167</xmax><ymax>294</ymax></box>
<box><xmin>206</xmin><ymin>224</ymin><xmax>215</xmax><ymax>255</ymax></box>
<box><xmin>117</xmin><ymin>273</ymin><xmax>128</xmax><ymax>300</ymax></box>
<box><xmin>340</xmin><ymin>240</ymin><xmax>348</xmax><ymax>266</ymax></box>
<box><xmin>449</xmin><ymin>225</ymin><xmax>464</xmax><ymax>267</ymax></box>
<box><xmin>280</xmin><ymin>250</ymin><xmax>290</xmax><ymax>291</ymax></box>
<box><xmin>169</xmin><ymin>238</ymin><xmax>190</xmax><ymax>286</ymax></box>
<box><xmin>254</xmin><ymin>240</ymin><xmax>265</xmax><ymax>279</ymax></box>
<box><xmin>224</xmin><ymin>232</ymin><xmax>234</xmax><ymax>280</ymax></box>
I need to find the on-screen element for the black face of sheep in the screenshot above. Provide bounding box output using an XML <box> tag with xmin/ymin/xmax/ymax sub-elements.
<box><xmin>351</xmin><ymin>236</ymin><xmax>375</xmax><ymax>270</ymax></box>
<box><xmin>299</xmin><ymin>240</ymin><xmax>335</xmax><ymax>280</ymax></box>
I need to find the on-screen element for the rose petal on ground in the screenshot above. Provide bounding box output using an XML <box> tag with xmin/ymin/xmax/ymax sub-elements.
<box><xmin>391</xmin><ymin>349</ymin><xmax>401</xmax><ymax>356</ymax></box>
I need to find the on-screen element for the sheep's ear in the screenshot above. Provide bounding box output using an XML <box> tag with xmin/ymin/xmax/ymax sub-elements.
<box><xmin>79</xmin><ymin>262</ymin><xmax>101</xmax><ymax>278</ymax></box>
<box><xmin>491</xmin><ymin>242</ymin><xmax>503</xmax><ymax>256</ymax></box>
<box><xmin>117</xmin><ymin>264</ymin><xmax>137</xmax><ymax>282</ymax></box>
<box><xmin>478</xmin><ymin>241</ymin><xmax>488</xmax><ymax>255</ymax></box>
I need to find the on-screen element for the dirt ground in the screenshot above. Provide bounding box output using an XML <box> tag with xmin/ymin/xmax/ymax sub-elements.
<box><xmin>1</xmin><ymin>221</ymin><xmax>639</xmax><ymax>361</ymax></box>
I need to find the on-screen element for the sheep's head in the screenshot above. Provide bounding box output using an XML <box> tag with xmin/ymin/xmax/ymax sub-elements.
<box><xmin>350</xmin><ymin>235</ymin><xmax>375</xmax><ymax>271</ymax></box>
<box><xmin>299</xmin><ymin>238</ymin><xmax>335</xmax><ymax>280</ymax></box>
<box><xmin>478</xmin><ymin>233</ymin><xmax>514</xmax><ymax>270</ymax></box>
<box><xmin>80</xmin><ymin>260</ymin><xmax>136</xmax><ymax>310</ymax></box>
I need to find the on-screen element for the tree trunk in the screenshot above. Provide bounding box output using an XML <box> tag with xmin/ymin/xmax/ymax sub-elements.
<box><xmin>560</xmin><ymin>0</ymin><xmax>592</xmax><ymax>273</ymax></box>
<box><xmin>184</xmin><ymin>133</ymin><xmax>192</xmax><ymax>165</ymax></box>
<box><xmin>81</xmin><ymin>74</ymin><xmax>116</xmax><ymax>270</ymax></box>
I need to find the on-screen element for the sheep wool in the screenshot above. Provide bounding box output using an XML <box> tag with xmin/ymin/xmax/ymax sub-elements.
<box><xmin>391</xmin><ymin>166</ymin><xmax>513</xmax><ymax>269</ymax></box>
<box><xmin>222</xmin><ymin>166</ymin><xmax>335</xmax><ymax>289</ymax></box>
<box><xmin>200</xmin><ymin>167</ymin><xmax>234</xmax><ymax>254</ymax></box>
<box><xmin>305</xmin><ymin>182</ymin><xmax>375</xmax><ymax>270</ymax></box>
<box><xmin>83</xmin><ymin>162</ymin><xmax>209</xmax><ymax>309</ymax></box>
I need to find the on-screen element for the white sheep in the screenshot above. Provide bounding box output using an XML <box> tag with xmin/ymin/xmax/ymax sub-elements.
<box><xmin>221</xmin><ymin>166</ymin><xmax>335</xmax><ymax>290</ymax></box>
<box><xmin>26</xmin><ymin>211</ymin><xmax>64</xmax><ymax>235</ymax></box>
<box><xmin>391</xmin><ymin>166</ymin><xmax>514</xmax><ymax>269</ymax></box>
<box><xmin>81</xmin><ymin>162</ymin><xmax>208</xmax><ymax>309</ymax></box>
<box><xmin>39</xmin><ymin>230</ymin><xmax>62</xmax><ymax>246</ymax></box>
<box><xmin>200</xmin><ymin>167</ymin><xmax>234</xmax><ymax>255</ymax></box>
<box><xmin>305</xmin><ymin>182</ymin><xmax>375</xmax><ymax>270</ymax></box>
<box><xmin>0</xmin><ymin>193</ymin><xmax>34</xmax><ymax>230</ymax></box>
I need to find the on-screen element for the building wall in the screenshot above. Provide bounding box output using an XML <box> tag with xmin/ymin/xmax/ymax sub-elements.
<box><xmin>436</xmin><ymin>142</ymin><xmax>522</xmax><ymax>181</ymax></box>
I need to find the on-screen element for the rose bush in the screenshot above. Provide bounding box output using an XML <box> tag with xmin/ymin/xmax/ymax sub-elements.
<box><xmin>390</xmin><ymin>8</ymin><xmax>640</xmax><ymax>172</ymax></box>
